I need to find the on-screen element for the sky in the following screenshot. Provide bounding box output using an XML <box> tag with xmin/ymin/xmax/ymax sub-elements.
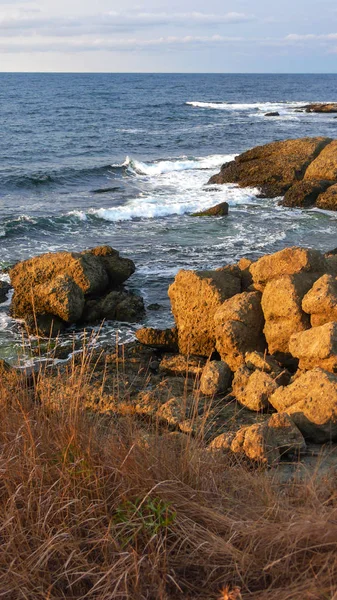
<box><xmin>0</xmin><ymin>0</ymin><xmax>337</xmax><ymax>72</ymax></box>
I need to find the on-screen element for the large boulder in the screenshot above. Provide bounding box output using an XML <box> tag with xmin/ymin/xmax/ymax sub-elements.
<box><xmin>208</xmin><ymin>137</ymin><xmax>331</xmax><ymax>197</ymax></box>
<box><xmin>304</xmin><ymin>140</ymin><xmax>337</xmax><ymax>181</ymax></box>
<box><xmin>288</xmin><ymin>322</ymin><xmax>337</xmax><ymax>373</ymax></box>
<box><xmin>168</xmin><ymin>269</ymin><xmax>241</xmax><ymax>356</ymax></box>
<box><xmin>250</xmin><ymin>246</ymin><xmax>326</xmax><ymax>291</ymax></box>
<box><xmin>214</xmin><ymin>291</ymin><xmax>265</xmax><ymax>371</ymax></box>
<box><xmin>280</xmin><ymin>180</ymin><xmax>333</xmax><ymax>208</ymax></box>
<box><xmin>9</xmin><ymin>246</ymin><xmax>138</xmax><ymax>328</ymax></box>
<box><xmin>316</xmin><ymin>183</ymin><xmax>337</xmax><ymax>210</ymax></box>
<box><xmin>269</xmin><ymin>368</ymin><xmax>337</xmax><ymax>442</ymax></box>
<box><xmin>302</xmin><ymin>274</ymin><xmax>337</xmax><ymax>327</ymax></box>
<box><xmin>261</xmin><ymin>274</ymin><xmax>315</xmax><ymax>356</ymax></box>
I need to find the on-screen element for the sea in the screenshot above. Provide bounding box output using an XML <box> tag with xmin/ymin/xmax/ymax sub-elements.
<box><xmin>1</xmin><ymin>72</ymin><xmax>337</xmax><ymax>364</ymax></box>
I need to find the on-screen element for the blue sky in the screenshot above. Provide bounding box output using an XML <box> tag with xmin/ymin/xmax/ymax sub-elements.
<box><xmin>0</xmin><ymin>0</ymin><xmax>336</xmax><ymax>72</ymax></box>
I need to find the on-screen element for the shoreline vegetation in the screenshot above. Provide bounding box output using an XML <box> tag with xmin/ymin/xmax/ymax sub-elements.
<box><xmin>3</xmin><ymin>132</ymin><xmax>337</xmax><ymax>597</ymax></box>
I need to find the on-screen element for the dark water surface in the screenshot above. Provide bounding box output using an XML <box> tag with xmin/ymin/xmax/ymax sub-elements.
<box><xmin>1</xmin><ymin>73</ymin><xmax>337</xmax><ymax>362</ymax></box>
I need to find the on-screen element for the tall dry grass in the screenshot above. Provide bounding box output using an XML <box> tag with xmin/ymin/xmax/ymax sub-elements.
<box><xmin>0</xmin><ymin>347</ymin><xmax>337</xmax><ymax>599</ymax></box>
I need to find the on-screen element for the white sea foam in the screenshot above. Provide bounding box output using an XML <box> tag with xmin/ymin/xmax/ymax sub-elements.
<box><xmin>123</xmin><ymin>154</ymin><xmax>234</xmax><ymax>176</ymax></box>
<box><xmin>67</xmin><ymin>210</ymin><xmax>88</xmax><ymax>221</ymax></box>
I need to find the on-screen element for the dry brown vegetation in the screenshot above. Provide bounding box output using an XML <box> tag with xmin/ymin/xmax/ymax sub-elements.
<box><xmin>1</xmin><ymin>346</ymin><xmax>337</xmax><ymax>600</ymax></box>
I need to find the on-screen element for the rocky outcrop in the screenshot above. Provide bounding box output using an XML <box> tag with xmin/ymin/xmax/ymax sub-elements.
<box><xmin>280</xmin><ymin>180</ymin><xmax>333</xmax><ymax>208</ymax></box>
<box><xmin>302</xmin><ymin>275</ymin><xmax>337</xmax><ymax>327</ymax></box>
<box><xmin>200</xmin><ymin>360</ymin><xmax>232</xmax><ymax>396</ymax></box>
<box><xmin>304</xmin><ymin>103</ymin><xmax>337</xmax><ymax>113</ymax></box>
<box><xmin>168</xmin><ymin>269</ymin><xmax>241</xmax><ymax>356</ymax></box>
<box><xmin>191</xmin><ymin>201</ymin><xmax>229</xmax><ymax>217</ymax></box>
<box><xmin>9</xmin><ymin>246</ymin><xmax>144</xmax><ymax>333</ymax></box>
<box><xmin>316</xmin><ymin>183</ymin><xmax>337</xmax><ymax>210</ymax></box>
<box><xmin>269</xmin><ymin>368</ymin><xmax>337</xmax><ymax>442</ymax></box>
<box><xmin>214</xmin><ymin>291</ymin><xmax>265</xmax><ymax>370</ymax></box>
<box><xmin>304</xmin><ymin>140</ymin><xmax>337</xmax><ymax>181</ymax></box>
<box><xmin>208</xmin><ymin>137</ymin><xmax>331</xmax><ymax>197</ymax></box>
<box><xmin>289</xmin><ymin>322</ymin><xmax>337</xmax><ymax>373</ymax></box>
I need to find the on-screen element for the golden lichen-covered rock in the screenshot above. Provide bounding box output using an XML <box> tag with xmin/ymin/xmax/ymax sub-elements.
<box><xmin>214</xmin><ymin>291</ymin><xmax>265</xmax><ymax>371</ymax></box>
<box><xmin>250</xmin><ymin>246</ymin><xmax>326</xmax><ymax>291</ymax></box>
<box><xmin>261</xmin><ymin>274</ymin><xmax>315</xmax><ymax>356</ymax></box>
<box><xmin>316</xmin><ymin>183</ymin><xmax>337</xmax><ymax>211</ymax></box>
<box><xmin>208</xmin><ymin>137</ymin><xmax>331</xmax><ymax>197</ymax></box>
<box><xmin>233</xmin><ymin>369</ymin><xmax>279</xmax><ymax>412</ymax></box>
<box><xmin>135</xmin><ymin>327</ymin><xmax>178</xmax><ymax>351</ymax></box>
<box><xmin>269</xmin><ymin>368</ymin><xmax>337</xmax><ymax>442</ymax></box>
<box><xmin>168</xmin><ymin>269</ymin><xmax>241</xmax><ymax>356</ymax></box>
<box><xmin>302</xmin><ymin>274</ymin><xmax>337</xmax><ymax>327</ymax></box>
<box><xmin>304</xmin><ymin>140</ymin><xmax>337</xmax><ymax>181</ymax></box>
<box><xmin>199</xmin><ymin>360</ymin><xmax>232</xmax><ymax>396</ymax></box>
<box><xmin>289</xmin><ymin>322</ymin><xmax>337</xmax><ymax>373</ymax></box>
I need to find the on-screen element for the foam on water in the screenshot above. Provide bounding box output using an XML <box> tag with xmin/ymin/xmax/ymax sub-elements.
<box><xmin>123</xmin><ymin>154</ymin><xmax>234</xmax><ymax>176</ymax></box>
<box><xmin>186</xmin><ymin>100</ymin><xmax>306</xmax><ymax>112</ymax></box>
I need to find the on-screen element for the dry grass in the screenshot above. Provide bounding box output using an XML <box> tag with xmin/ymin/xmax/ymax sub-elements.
<box><xmin>0</xmin><ymin>348</ymin><xmax>337</xmax><ymax>599</ymax></box>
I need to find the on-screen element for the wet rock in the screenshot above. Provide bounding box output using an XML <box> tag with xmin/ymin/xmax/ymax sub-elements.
<box><xmin>250</xmin><ymin>246</ymin><xmax>326</xmax><ymax>291</ymax></box>
<box><xmin>168</xmin><ymin>269</ymin><xmax>241</xmax><ymax>356</ymax></box>
<box><xmin>147</xmin><ymin>303</ymin><xmax>162</xmax><ymax>311</ymax></box>
<box><xmin>289</xmin><ymin>322</ymin><xmax>337</xmax><ymax>373</ymax></box>
<box><xmin>83</xmin><ymin>246</ymin><xmax>135</xmax><ymax>286</ymax></box>
<box><xmin>25</xmin><ymin>314</ymin><xmax>67</xmax><ymax>337</ymax></box>
<box><xmin>159</xmin><ymin>354</ymin><xmax>206</xmax><ymax>378</ymax></box>
<box><xmin>302</xmin><ymin>274</ymin><xmax>337</xmax><ymax>326</ymax></box>
<box><xmin>269</xmin><ymin>368</ymin><xmax>337</xmax><ymax>442</ymax></box>
<box><xmin>316</xmin><ymin>183</ymin><xmax>337</xmax><ymax>210</ymax></box>
<box><xmin>280</xmin><ymin>179</ymin><xmax>333</xmax><ymax>208</ymax></box>
<box><xmin>83</xmin><ymin>290</ymin><xmax>145</xmax><ymax>323</ymax></box>
<box><xmin>304</xmin><ymin>103</ymin><xmax>337</xmax><ymax>113</ymax></box>
<box><xmin>305</xmin><ymin>140</ymin><xmax>337</xmax><ymax>181</ymax></box>
<box><xmin>200</xmin><ymin>360</ymin><xmax>232</xmax><ymax>396</ymax></box>
<box><xmin>208</xmin><ymin>137</ymin><xmax>331</xmax><ymax>197</ymax></box>
<box><xmin>214</xmin><ymin>291</ymin><xmax>265</xmax><ymax>371</ymax></box>
<box><xmin>191</xmin><ymin>201</ymin><xmax>229</xmax><ymax>217</ymax></box>
<box><xmin>265</xmin><ymin>111</ymin><xmax>280</xmax><ymax>117</ymax></box>
<box><xmin>262</xmin><ymin>274</ymin><xmax>315</xmax><ymax>356</ymax></box>
<box><xmin>0</xmin><ymin>281</ymin><xmax>11</xmax><ymax>303</ymax></box>
<box><xmin>136</xmin><ymin>327</ymin><xmax>178</xmax><ymax>352</ymax></box>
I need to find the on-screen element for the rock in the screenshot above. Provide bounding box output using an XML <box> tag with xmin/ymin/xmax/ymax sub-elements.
<box><xmin>305</xmin><ymin>140</ymin><xmax>337</xmax><ymax>181</ymax></box>
<box><xmin>191</xmin><ymin>201</ymin><xmax>229</xmax><ymax>217</ymax></box>
<box><xmin>280</xmin><ymin>180</ymin><xmax>333</xmax><ymax>208</ymax></box>
<box><xmin>83</xmin><ymin>290</ymin><xmax>145</xmax><ymax>323</ymax></box>
<box><xmin>245</xmin><ymin>351</ymin><xmax>287</xmax><ymax>382</ymax></box>
<box><xmin>237</xmin><ymin>258</ymin><xmax>253</xmax><ymax>290</ymax></box>
<box><xmin>0</xmin><ymin>281</ymin><xmax>11</xmax><ymax>303</ymax></box>
<box><xmin>136</xmin><ymin>327</ymin><xmax>178</xmax><ymax>352</ymax></box>
<box><xmin>208</xmin><ymin>137</ymin><xmax>331</xmax><ymax>197</ymax></box>
<box><xmin>265</xmin><ymin>112</ymin><xmax>280</xmax><ymax>117</ymax></box>
<box><xmin>25</xmin><ymin>314</ymin><xmax>66</xmax><ymax>337</ymax></box>
<box><xmin>200</xmin><ymin>360</ymin><xmax>232</xmax><ymax>396</ymax></box>
<box><xmin>9</xmin><ymin>246</ymin><xmax>137</xmax><ymax>325</ymax></box>
<box><xmin>289</xmin><ymin>322</ymin><xmax>337</xmax><ymax>373</ymax></box>
<box><xmin>159</xmin><ymin>354</ymin><xmax>206</xmax><ymax>378</ymax></box>
<box><xmin>267</xmin><ymin>412</ymin><xmax>306</xmax><ymax>455</ymax></box>
<box><xmin>269</xmin><ymin>368</ymin><xmax>337</xmax><ymax>442</ymax></box>
<box><xmin>304</xmin><ymin>103</ymin><xmax>337</xmax><ymax>113</ymax></box>
<box><xmin>262</xmin><ymin>274</ymin><xmax>314</xmax><ymax>356</ymax></box>
<box><xmin>233</xmin><ymin>368</ymin><xmax>278</xmax><ymax>411</ymax></box>
<box><xmin>168</xmin><ymin>269</ymin><xmax>241</xmax><ymax>356</ymax></box>
<box><xmin>302</xmin><ymin>274</ymin><xmax>337</xmax><ymax>326</ymax></box>
<box><xmin>214</xmin><ymin>291</ymin><xmax>265</xmax><ymax>371</ymax></box>
<box><xmin>250</xmin><ymin>246</ymin><xmax>326</xmax><ymax>291</ymax></box>
<box><xmin>147</xmin><ymin>303</ymin><xmax>162</xmax><ymax>311</ymax></box>
<box><xmin>316</xmin><ymin>183</ymin><xmax>337</xmax><ymax>210</ymax></box>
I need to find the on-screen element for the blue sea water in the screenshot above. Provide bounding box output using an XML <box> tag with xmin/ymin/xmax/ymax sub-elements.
<box><xmin>1</xmin><ymin>73</ymin><xmax>337</xmax><ymax>362</ymax></box>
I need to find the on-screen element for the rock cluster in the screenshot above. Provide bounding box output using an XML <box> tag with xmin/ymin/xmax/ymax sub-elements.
<box><xmin>9</xmin><ymin>246</ymin><xmax>145</xmax><ymax>335</ymax></box>
<box><xmin>139</xmin><ymin>245</ymin><xmax>337</xmax><ymax>456</ymax></box>
<box><xmin>208</xmin><ymin>137</ymin><xmax>337</xmax><ymax>210</ymax></box>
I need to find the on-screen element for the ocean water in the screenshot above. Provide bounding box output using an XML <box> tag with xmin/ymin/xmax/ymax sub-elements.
<box><xmin>1</xmin><ymin>73</ymin><xmax>337</xmax><ymax>363</ymax></box>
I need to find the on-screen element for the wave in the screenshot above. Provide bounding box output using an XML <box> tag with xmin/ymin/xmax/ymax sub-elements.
<box><xmin>186</xmin><ymin>100</ymin><xmax>306</xmax><ymax>113</ymax></box>
<box><xmin>124</xmin><ymin>154</ymin><xmax>234</xmax><ymax>177</ymax></box>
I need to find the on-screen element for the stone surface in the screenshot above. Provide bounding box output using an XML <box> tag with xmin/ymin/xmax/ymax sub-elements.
<box><xmin>0</xmin><ymin>281</ymin><xmax>11</xmax><ymax>303</ymax></box>
<box><xmin>250</xmin><ymin>246</ymin><xmax>326</xmax><ymax>291</ymax></box>
<box><xmin>305</xmin><ymin>140</ymin><xmax>337</xmax><ymax>181</ymax></box>
<box><xmin>244</xmin><ymin>351</ymin><xmax>286</xmax><ymax>380</ymax></box>
<box><xmin>191</xmin><ymin>201</ymin><xmax>229</xmax><ymax>217</ymax></box>
<box><xmin>289</xmin><ymin>322</ymin><xmax>337</xmax><ymax>373</ymax></box>
<box><xmin>302</xmin><ymin>274</ymin><xmax>337</xmax><ymax>326</ymax></box>
<box><xmin>214</xmin><ymin>291</ymin><xmax>265</xmax><ymax>371</ymax></box>
<box><xmin>316</xmin><ymin>183</ymin><xmax>337</xmax><ymax>210</ymax></box>
<box><xmin>168</xmin><ymin>269</ymin><xmax>241</xmax><ymax>356</ymax></box>
<box><xmin>269</xmin><ymin>368</ymin><xmax>337</xmax><ymax>442</ymax></box>
<box><xmin>159</xmin><ymin>354</ymin><xmax>206</xmax><ymax>378</ymax></box>
<box><xmin>304</xmin><ymin>103</ymin><xmax>337</xmax><ymax>113</ymax></box>
<box><xmin>280</xmin><ymin>179</ymin><xmax>333</xmax><ymax>208</ymax></box>
<box><xmin>265</xmin><ymin>111</ymin><xmax>279</xmax><ymax>117</ymax></box>
<box><xmin>25</xmin><ymin>314</ymin><xmax>66</xmax><ymax>337</ymax></box>
<box><xmin>233</xmin><ymin>369</ymin><xmax>279</xmax><ymax>412</ymax></box>
<box><xmin>199</xmin><ymin>360</ymin><xmax>232</xmax><ymax>396</ymax></box>
<box><xmin>261</xmin><ymin>274</ymin><xmax>314</xmax><ymax>355</ymax></box>
<box><xmin>267</xmin><ymin>412</ymin><xmax>306</xmax><ymax>454</ymax></box>
<box><xmin>83</xmin><ymin>290</ymin><xmax>145</xmax><ymax>323</ymax></box>
<box><xmin>208</xmin><ymin>137</ymin><xmax>331</xmax><ymax>197</ymax></box>
<box><xmin>136</xmin><ymin>327</ymin><xmax>178</xmax><ymax>352</ymax></box>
